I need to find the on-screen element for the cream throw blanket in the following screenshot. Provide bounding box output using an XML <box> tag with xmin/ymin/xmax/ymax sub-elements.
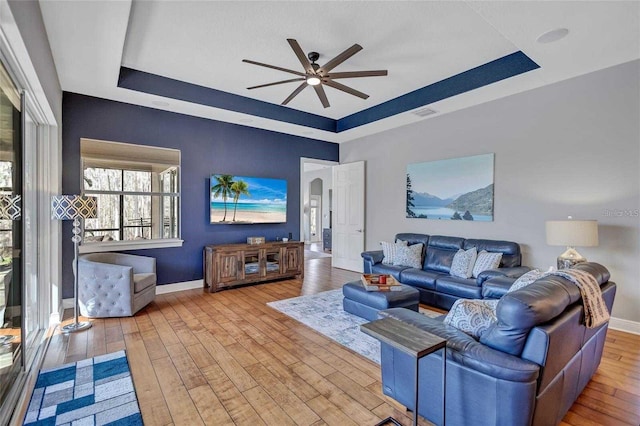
<box><xmin>548</xmin><ymin>269</ymin><xmax>610</xmax><ymax>328</ymax></box>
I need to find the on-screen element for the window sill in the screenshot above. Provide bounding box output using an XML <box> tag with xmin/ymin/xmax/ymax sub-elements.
<box><xmin>78</xmin><ymin>238</ymin><xmax>184</xmax><ymax>253</ymax></box>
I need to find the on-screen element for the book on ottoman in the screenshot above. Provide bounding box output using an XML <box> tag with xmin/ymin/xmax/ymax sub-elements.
<box><xmin>361</xmin><ymin>274</ymin><xmax>403</xmax><ymax>291</ymax></box>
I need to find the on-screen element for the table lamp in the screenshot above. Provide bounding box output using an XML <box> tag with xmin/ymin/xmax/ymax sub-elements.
<box><xmin>545</xmin><ymin>218</ymin><xmax>598</xmax><ymax>269</ymax></box>
<box><xmin>51</xmin><ymin>195</ymin><xmax>97</xmax><ymax>333</ymax></box>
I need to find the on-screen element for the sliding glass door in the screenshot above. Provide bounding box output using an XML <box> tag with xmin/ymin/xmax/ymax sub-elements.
<box><xmin>0</xmin><ymin>60</ymin><xmax>22</xmax><ymax>407</ymax></box>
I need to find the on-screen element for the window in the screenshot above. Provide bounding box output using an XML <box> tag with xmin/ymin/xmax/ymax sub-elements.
<box><xmin>80</xmin><ymin>139</ymin><xmax>181</xmax><ymax>252</ymax></box>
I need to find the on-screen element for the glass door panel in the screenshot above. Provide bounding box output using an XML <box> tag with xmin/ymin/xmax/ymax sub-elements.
<box><xmin>0</xmin><ymin>61</ymin><xmax>22</xmax><ymax>407</ymax></box>
<box><xmin>243</xmin><ymin>251</ymin><xmax>260</xmax><ymax>277</ymax></box>
<box><xmin>264</xmin><ymin>250</ymin><xmax>281</xmax><ymax>276</ymax></box>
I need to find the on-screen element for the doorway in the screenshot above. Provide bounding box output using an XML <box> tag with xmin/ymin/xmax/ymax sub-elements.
<box><xmin>300</xmin><ymin>158</ymin><xmax>337</xmax><ymax>254</ymax></box>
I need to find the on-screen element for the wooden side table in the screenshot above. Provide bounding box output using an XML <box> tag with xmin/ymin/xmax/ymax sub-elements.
<box><xmin>361</xmin><ymin>317</ymin><xmax>447</xmax><ymax>426</ymax></box>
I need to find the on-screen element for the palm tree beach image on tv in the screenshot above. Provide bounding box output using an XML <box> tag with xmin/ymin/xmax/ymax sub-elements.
<box><xmin>210</xmin><ymin>174</ymin><xmax>287</xmax><ymax>224</ymax></box>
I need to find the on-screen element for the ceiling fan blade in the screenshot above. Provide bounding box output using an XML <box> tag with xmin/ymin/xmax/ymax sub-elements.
<box><xmin>328</xmin><ymin>70</ymin><xmax>388</xmax><ymax>79</ymax></box>
<box><xmin>282</xmin><ymin>82</ymin><xmax>308</xmax><ymax>105</ymax></box>
<box><xmin>313</xmin><ymin>84</ymin><xmax>330</xmax><ymax>108</ymax></box>
<box><xmin>322</xmin><ymin>79</ymin><xmax>369</xmax><ymax>100</ymax></box>
<box><xmin>242</xmin><ymin>59</ymin><xmax>306</xmax><ymax>77</ymax></box>
<box><xmin>247</xmin><ymin>78</ymin><xmax>305</xmax><ymax>90</ymax></box>
<box><xmin>318</xmin><ymin>44</ymin><xmax>363</xmax><ymax>74</ymax></box>
<box><xmin>287</xmin><ymin>39</ymin><xmax>314</xmax><ymax>74</ymax></box>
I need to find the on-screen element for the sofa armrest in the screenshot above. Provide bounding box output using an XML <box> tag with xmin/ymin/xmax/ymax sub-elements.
<box><xmin>379</xmin><ymin>308</ymin><xmax>540</xmax><ymax>382</ymax></box>
<box><xmin>115</xmin><ymin>254</ymin><xmax>156</xmax><ymax>274</ymax></box>
<box><xmin>362</xmin><ymin>250</ymin><xmax>384</xmax><ymax>273</ymax></box>
<box><xmin>476</xmin><ymin>266</ymin><xmax>531</xmax><ymax>285</ymax></box>
<box><xmin>482</xmin><ymin>276</ymin><xmax>516</xmax><ymax>299</ymax></box>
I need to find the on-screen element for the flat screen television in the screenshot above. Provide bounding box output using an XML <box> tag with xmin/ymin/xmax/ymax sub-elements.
<box><xmin>210</xmin><ymin>174</ymin><xmax>287</xmax><ymax>224</ymax></box>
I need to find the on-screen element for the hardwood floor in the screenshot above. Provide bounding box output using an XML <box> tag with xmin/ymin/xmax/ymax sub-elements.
<box><xmin>40</xmin><ymin>257</ymin><xmax>639</xmax><ymax>426</ymax></box>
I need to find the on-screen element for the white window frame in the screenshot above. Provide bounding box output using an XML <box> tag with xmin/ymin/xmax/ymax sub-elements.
<box><xmin>79</xmin><ymin>139</ymin><xmax>183</xmax><ymax>253</ymax></box>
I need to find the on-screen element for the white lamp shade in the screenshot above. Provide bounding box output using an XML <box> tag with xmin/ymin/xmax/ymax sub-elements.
<box><xmin>51</xmin><ymin>195</ymin><xmax>97</xmax><ymax>220</ymax></box>
<box><xmin>546</xmin><ymin>220</ymin><xmax>598</xmax><ymax>247</ymax></box>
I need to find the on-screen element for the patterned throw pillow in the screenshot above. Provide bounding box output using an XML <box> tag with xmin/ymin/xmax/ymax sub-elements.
<box><xmin>444</xmin><ymin>299</ymin><xmax>499</xmax><ymax>339</ymax></box>
<box><xmin>393</xmin><ymin>243</ymin><xmax>423</xmax><ymax>268</ymax></box>
<box><xmin>450</xmin><ymin>247</ymin><xmax>478</xmax><ymax>278</ymax></box>
<box><xmin>507</xmin><ymin>269</ymin><xmax>542</xmax><ymax>293</ymax></box>
<box><xmin>472</xmin><ymin>250</ymin><xmax>503</xmax><ymax>278</ymax></box>
<box><xmin>380</xmin><ymin>240</ymin><xmax>408</xmax><ymax>264</ymax></box>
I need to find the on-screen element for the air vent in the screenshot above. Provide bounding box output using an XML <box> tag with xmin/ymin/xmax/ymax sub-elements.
<box><xmin>412</xmin><ymin>107</ymin><xmax>437</xmax><ymax>117</ymax></box>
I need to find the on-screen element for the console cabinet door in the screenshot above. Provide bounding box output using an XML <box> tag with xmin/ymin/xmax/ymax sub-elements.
<box><xmin>217</xmin><ymin>252</ymin><xmax>242</xmax><ymax>284</ymax></box>
<box><xmin>243</xmin><ymin>250</ymin><xmax>262</xmax><ymax>279</ymax></box>
<box><xmin>263</xmin><ymin>248</ymin><xmax>282</xmax><ymax>277</ymax></box>
<box><xmin>282</xmin><ymin>245</ymin><xmax>302</xmax><ymax>275</ymax></box>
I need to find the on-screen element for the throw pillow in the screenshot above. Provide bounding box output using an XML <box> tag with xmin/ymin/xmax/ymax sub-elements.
<box><xmin>380</xmin><ymin>240</ymin><xmax>408</xmax><ymax>265</ymax></box>
<box><xmin>450</xmin><ymin>247</ymin><xmax>478</xmax><ymax>278</ymax></box>
<box><xmin>443</xmin><ymin>299</ymin><xmax>499</xmax><ymax>339</ymax></box>
<box><xmin>393</xmin><ymin>243</ymin><xmax>423</xmax><ymax>268</ymax></box>
<box><xmin>472</xmin><ymin>250</ymin><xmax>503</xmax><ymax>278</ymax></box>
<box><xmin>507</xmin><ymin>269</ymin><xmax>542</xmax><ymax>293</ymax></box>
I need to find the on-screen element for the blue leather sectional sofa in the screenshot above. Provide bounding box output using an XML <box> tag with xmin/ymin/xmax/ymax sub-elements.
<box><xmin>377</xmin><ymin>262</ymin><xmax>616</xmax><ymax>426</ymax></box>
<box><xmin>361</xmin><ymin>233</ymin><xmax>530</xmax><ymax>310</ymax></box>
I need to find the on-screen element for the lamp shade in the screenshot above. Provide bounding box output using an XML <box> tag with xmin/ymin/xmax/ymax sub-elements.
<box><xmin>0</xmin><ymin>194</ymin><xmax>21</xmax><ymax>220</ymax></box>
<box><xmin>545</xmin><ymin>220</ymin><xmax>598</xmax><ymax>247</ymax></box>
<box><xmin>51</xmin><ymin>195</ymin><xmax>97</xmax><ymax>220</ymax></box>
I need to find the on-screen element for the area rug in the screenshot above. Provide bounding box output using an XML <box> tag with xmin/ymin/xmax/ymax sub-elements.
<box><xmin>24</xmin><ymin>350</ymin><xmax>142</xmax><ymax>425</ymax></box>
<box><xmin>267</xmin><ymin>289</ymin><xmax>441</xmax><ymax>364</ymax></box>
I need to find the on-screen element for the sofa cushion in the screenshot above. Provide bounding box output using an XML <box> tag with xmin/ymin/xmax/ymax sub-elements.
<box><xmin>507</xmin><ymin>269</ymin><xmax>543</xmax><ymax>293</ymax></box>
<box><xmin>399</xmin><ymin>268</ymin><xmax>446</xmax><ymax>290</ymax></box>
<box><xmin>450</xmin><ymin>247</ymin><xmax>477</xmax><ymax>278</ymax></box>
<box><xmin>423</xmin><ymin>236</ymin><xmax>464</xmax><ymax>273</ymax></box>
<box><xmin>472</xmin><ymin>251</ymin><xmax>503</xmax><ymax>278</ymax></box>
<box><xmin>393</xmin><ymin>243</ymin><xmax>423</xmax><ymax>268</ymax></box>
<box><xmin>134</xmin><ymin>273</ymin><xmax>156</xmax><ymax>293</ymax></box>
<box><xmin>435</xmin><ymin>276</ymin><xmax>482</xmax><ymax>299</ymax></box>
<box><xmin>464</xmin><ymin>239</ymin><xmax>522</xmax><ymax>267</ymax></box>
<box><xmin>444</xmin><ymin>299</ymin><xmax>499</xmax><ymax>339</ymax></box>
<box><xmin>380</xmin><ymin>240</ymin><xmax>407</xmax><ymax>265</ymax></box>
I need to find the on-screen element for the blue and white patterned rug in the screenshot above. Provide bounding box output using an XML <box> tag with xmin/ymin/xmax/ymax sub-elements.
<box><xmin>267</xmin><ymin>289</ymin><xmax>440</xmax><ymax>364</ymax></box>
<box><xmin>24</xmin><ymin>350</ymin><xmax>142</xmax><ymax>426</ymax></box>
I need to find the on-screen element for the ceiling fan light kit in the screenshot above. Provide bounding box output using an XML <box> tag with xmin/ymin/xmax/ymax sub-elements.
<box><xmin>243</xmin><ymin>39</ymin><xmax>388</xmax><ymax>108</ymax></box>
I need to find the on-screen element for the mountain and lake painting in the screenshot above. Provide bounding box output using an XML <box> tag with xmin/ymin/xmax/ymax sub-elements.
<box><xmin>210</xmin><ymin>174</ymin><xmax>287</xmax><ymax>224</ymax></box>
<box><xmin>407</xmin><ymin>153</ymin><xmax>494</xmax><ymax>221</ymax></box>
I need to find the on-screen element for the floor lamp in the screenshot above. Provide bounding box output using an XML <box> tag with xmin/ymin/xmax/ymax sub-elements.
<box><xmin>51</xmin><ymin>195</ymin><xmax>97</xmax><ymax>333</ymax></box>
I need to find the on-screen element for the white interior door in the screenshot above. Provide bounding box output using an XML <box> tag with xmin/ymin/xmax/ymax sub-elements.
<box><xmin>332</xmin><ymin>161</ymin><xmax>365</xmax><ymax>271</ymax></box>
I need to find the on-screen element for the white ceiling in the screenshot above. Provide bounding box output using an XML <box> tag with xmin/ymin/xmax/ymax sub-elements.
<box><xmin>39</xmin><ymin>1</ymin><xmax>640</xmax><ymax>143</ymax></box>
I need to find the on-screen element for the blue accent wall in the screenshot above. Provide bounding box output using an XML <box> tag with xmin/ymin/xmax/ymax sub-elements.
<box><xmin>61</xmin><ymin>92</ymin><xmax>338</xmax><ymax>297</ymax></box>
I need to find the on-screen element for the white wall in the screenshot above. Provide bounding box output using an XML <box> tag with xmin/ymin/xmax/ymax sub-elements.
<box><xmin>341</xmin><ymin>60</ymin><xmax>640</xmax><ymax>324</ymax></box>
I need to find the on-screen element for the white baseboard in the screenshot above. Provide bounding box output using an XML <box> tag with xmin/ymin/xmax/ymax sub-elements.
<box><xmin>609</xmin><ymin>316</ymin><xmax>640</xmax><ymax>335</ymax></box>
<box><xmin>156</xmin><ymin>279</ymin><xmax>203</xmax><ymax>295</ymax></box>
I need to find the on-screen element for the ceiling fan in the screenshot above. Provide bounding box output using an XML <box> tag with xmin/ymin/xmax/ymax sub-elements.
<box><xmin>242</xmin><ymin>39</ymin><xmax>388</xmax><ymax>108</ymax></box>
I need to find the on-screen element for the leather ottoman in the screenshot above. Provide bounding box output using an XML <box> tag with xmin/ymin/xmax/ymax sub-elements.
<box><xmin>342</xmin><ymin>281</ymin><xmax>420</xmax><ymax>321</ymax></box>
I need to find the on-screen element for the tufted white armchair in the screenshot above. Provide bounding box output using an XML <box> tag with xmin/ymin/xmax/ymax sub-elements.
<box><xmin>78</xmin><ymin>252</ymin><xmax>156</xmax><ymax>318</ymax></box>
